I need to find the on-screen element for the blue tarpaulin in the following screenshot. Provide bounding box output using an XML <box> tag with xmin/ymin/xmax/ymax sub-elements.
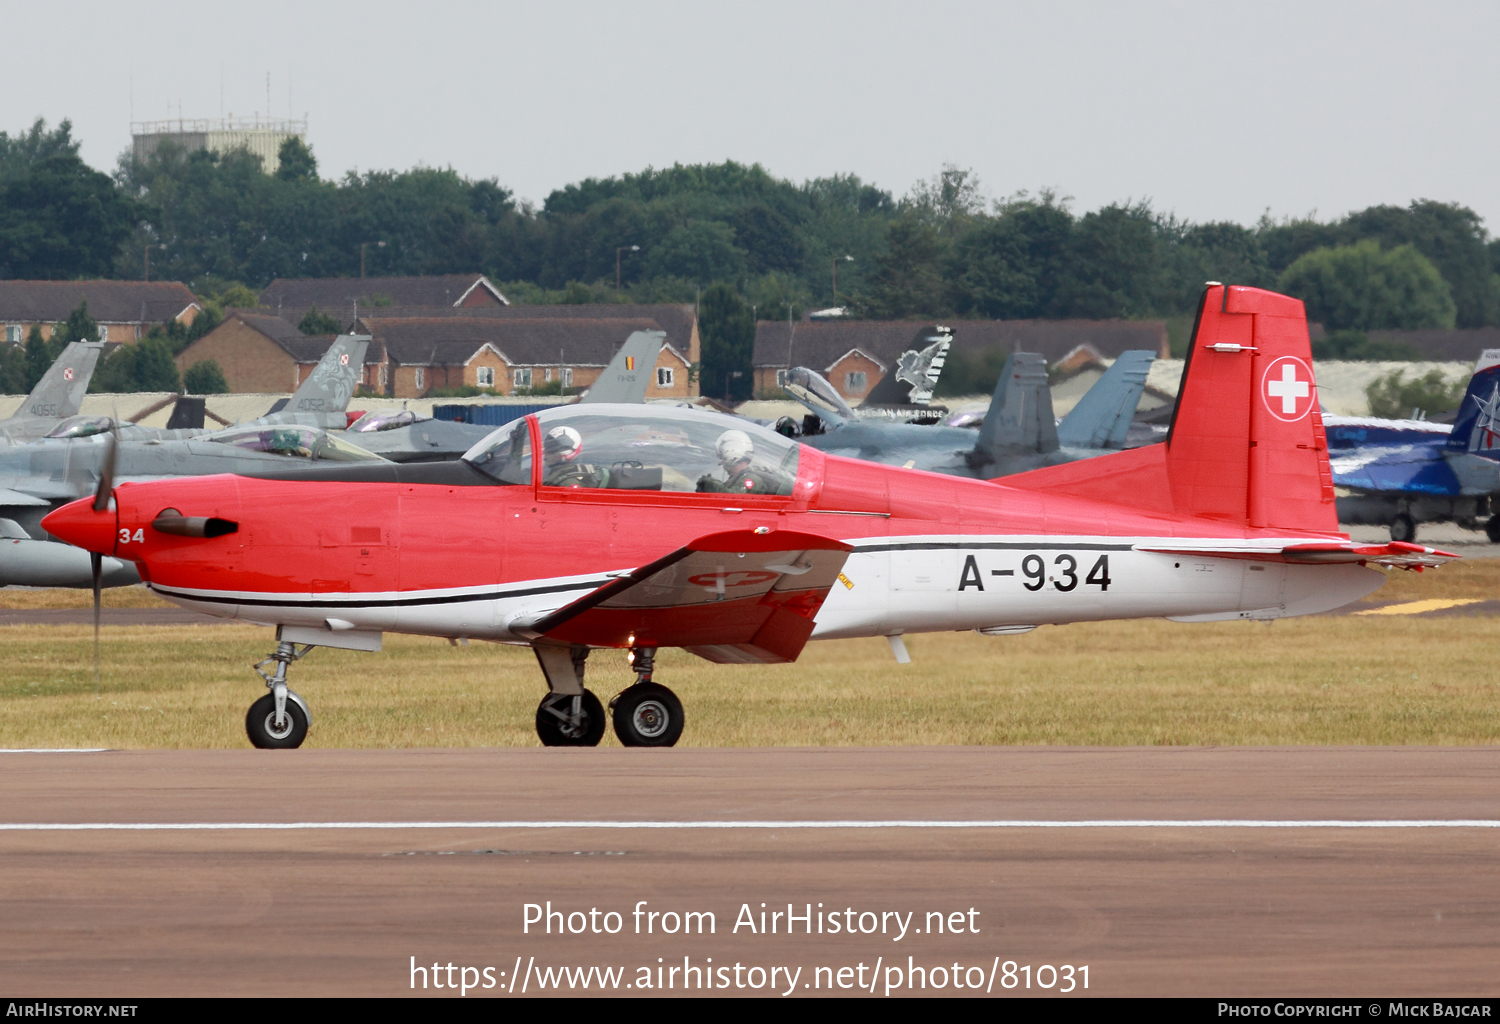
<box><xmin>432</xmin><ymin>403</ymin><xmax>557</xmax><ymax>426</ymax></box>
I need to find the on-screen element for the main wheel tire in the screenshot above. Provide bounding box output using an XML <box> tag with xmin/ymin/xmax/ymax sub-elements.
<box><xmin>611</xmin><ymin>683</ymin><xmax>684</xmax><ymax>748</ymax></box>
<box><xmin>1390</xmin><ymin>513</ymin><xmax>1417</xmax><ymax>543</ymax></box>
<box><xmin>1486</xmin><ymin>517</ymin><xmax>1500</xmax><ymax>544</ymax></box>
<box><xmin>535</xmin><ymin>690</ymin><xmax>606</xmax><ymax>747</ymax></box>
<box><xmin>246</xmin><ymin>693</ymin><xmax>309</xmax><ymax>749</ymax></box>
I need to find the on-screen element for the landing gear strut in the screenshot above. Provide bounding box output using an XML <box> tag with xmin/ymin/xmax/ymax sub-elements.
<box><xmin>611</xmin><ymin>646</ymin><xmax>684</xmax><ymax>747</ymax></box>
<box><xmin>247</xmin><ymin>640</ymin><xmax>313</xmax><ymax>749</ymax></box>
<box><xmin>533</xmin><ymin>643</ymin><xmax>605</xmax><ymax>746</ymax></box>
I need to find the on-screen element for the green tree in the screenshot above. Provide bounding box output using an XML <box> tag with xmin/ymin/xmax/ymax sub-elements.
<box><xmin>1279</xmin><ymin>241</ymin><xmax>1456</xmax><ymax>330</ymax></box>
<box><xmin>182</xmin><ymin>359</ymin><xmax>229</xmax><ymax>394</ymax></box>
<box><xmin>1340</xmin><ymin>201</ymin><xmax>1499</xmax><ymax>328</ymax></box>
<box><xmin>698</xmin><ymin>283</ymin><xmax>755</xmax><ymax>402</ymax></box>
<box><xmin>947</xmin><ymin>191</ymin><xmax>1075</xmax><ymax>318</ymax></box>
<box><xmin>1056</xmin><ymin>202</ymin><xmax>1165</xmax><ymax>319</ymax></box>
<box><xmin>865</xmin><ymin>215</ymin><xmax>946</xmax><ymax>318</ymax></box>
<box><xmin>0</xmin><ymin>118</ymin><xmax>138</xmax><ymax>279</ymax></box>
<box><xmin>23</xmin><ymin>324</ymin><xmax>52</xmax><ymax>391</ymax></box>
<box><xmin>275</xmin><ymin>137</ymin><xmax>318</xmax><ymax>183</ymax></box>
<box><xmin>1366</xmin><ymin>368</ymin><xmax>1466</xmax><ymax>418</ymax></box>
<box><xmin>298</xmin><ymin>306</ymin><xmax>342</xmax><ymax>334</ymax></box>
<box><xmin>91</xmin><ymin>337</ymin><xmax>180</xmax><ymax>393</ymax></box>
<box><xmin>53</xmin><ymin>300</ymin><xmax>100</xmax><ymax>346</ymax></box>
<box><xmin>641</xmin><ymin>221</ymin><xmax>748</xmax><ymax>284</ymax></box>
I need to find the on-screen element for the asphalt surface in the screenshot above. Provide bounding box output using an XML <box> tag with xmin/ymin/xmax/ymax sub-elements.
<box><xmin>2</xmin><ymin>746</ymin><xmax>1498</xmax><ymax>997</ymax></box>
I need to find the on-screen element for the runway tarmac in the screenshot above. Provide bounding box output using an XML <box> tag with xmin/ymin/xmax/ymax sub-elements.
<box><xmin>2</xmin><ymin>747</ymin><xmax>1498</xmax><ymax>997</ymax></box>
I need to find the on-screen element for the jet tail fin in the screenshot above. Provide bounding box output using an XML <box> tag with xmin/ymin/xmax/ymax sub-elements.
<box><xmin>579</xmin><ymin>330</ymin><xmax>665</xmax><ymax>404</ymax></box>
<box><xmin>1003</xmin><ymin>285</ymin><xmax>1338</xmax><ymax>534</ymax></box>
<box><xmin>974</xmin><ymin>352</ymin><xmax>1056</xmax><ymax>461</ymax></box>
<box><xmin>1056</xmin><ymin>350</ymin><xmax>1155</xmax><ymax>449</ymax></box>
<box><xmin>258</xmin><ymin>335</ymin><xmax>370</xmax><ymax>426</ymax></box>
<box><xmin>16</xmin><ymin>341</ymin><xmax>104</xmax><ymax>422</ymax></box>
<box><xmin>1445</xmin><ymin>349</ymin><xmax>1500</xmax><ymax>455</ymax></box>
<box><xmin>859</xmin><ymin>328</ymin><xmax>951</xmax><ymax>406</ymax></box>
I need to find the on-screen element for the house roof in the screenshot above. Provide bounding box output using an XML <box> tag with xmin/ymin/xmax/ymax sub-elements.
<box><xmin>0</xmin><ymin>280</ymin><xmax>200</xmax><ymax>324</ymax></box>
<box><xmin>753</xmin><ymin>319</ymin><xmax>1169</xmax><ymax>368</ymax></box>
<box><xmin>219</xmin><ymin>311</ymin><xmax>342</xmax><ymax>363</ymax></box>
<box><xmin>355</xmin><ymin>316</ymin><xmax>669</xmax><ymax>368</ymax></box>
<box><xmin>753</xmin><ymin>321</ymin><xmax>939</xmax><ymax>370</ymax></box>
<box><xmin>342</xmin><ymin>302</ymin><xmax>698</xmax><ymax>355</ymax></box>
<box><xmin>258</xmin><ymin>274</ymin><xmax>509</xmax><ymax>312</ymax></box>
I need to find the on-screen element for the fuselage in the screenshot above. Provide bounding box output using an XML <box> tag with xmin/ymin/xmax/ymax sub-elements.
<box><xmin>78</xmin><ymin>407</ymin><xmax>1384</xmax><ymax>647</ymax></box>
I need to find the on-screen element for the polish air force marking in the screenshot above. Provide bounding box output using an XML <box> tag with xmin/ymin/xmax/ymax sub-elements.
<box><xmin>1261</xmin><ymin>356</ymin><xmax>1313</xmax><ymax>422</ymax></box>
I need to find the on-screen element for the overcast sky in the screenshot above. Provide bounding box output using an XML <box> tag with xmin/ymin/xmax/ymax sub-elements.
<box><xmin>9</xmin><ymin>1</ymin><xmax>1498</xmax><ymax>229</ymax></box>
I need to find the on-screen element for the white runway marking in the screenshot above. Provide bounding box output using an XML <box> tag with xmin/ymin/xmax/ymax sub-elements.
<box><xmin>1</xmin><ymin>819</ymin><xmax>1498</xmax><ymax>831</ymax></box>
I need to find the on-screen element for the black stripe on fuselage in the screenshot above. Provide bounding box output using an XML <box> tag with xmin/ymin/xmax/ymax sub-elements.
<box><xmin>854</xmin><ymin>541</ymin><xmax>1135</xmax><ymax>553</ymax></box>
<box><xmin>232</xmin><ymin>460</ymin><xmax>507</xmax><ymax>486</ymax></box>
<box><xmin>150</xmin><ymin>578</ymin><xmax>606</xmax><ymax>611</ymax></box>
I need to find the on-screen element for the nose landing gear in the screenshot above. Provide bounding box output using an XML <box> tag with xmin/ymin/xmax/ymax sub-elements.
<box><xmin>610</xmin><ymin>646</ymin><xmax>684</xmax><ymax>747</ymax></box>
<box><xmin>247</xmin><ymin>640</ymin><xmax>314</xmax><ymax>749</ymax></box>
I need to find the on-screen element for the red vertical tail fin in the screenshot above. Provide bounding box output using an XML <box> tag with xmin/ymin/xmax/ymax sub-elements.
<box><xmin>1005</xmin><ymin>285</ymin><xmax>1338</xmax><ymax>534</ymax></box>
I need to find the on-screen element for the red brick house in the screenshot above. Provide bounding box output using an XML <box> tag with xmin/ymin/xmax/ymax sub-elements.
<box><xmin>0</xmin><ymin>280</ymin><xmax>201</xmax><ymax>346</ymax></box>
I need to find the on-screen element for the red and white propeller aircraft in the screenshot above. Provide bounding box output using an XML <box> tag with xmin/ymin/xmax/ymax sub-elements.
<box><xmin>43</xmin><ymin>286</ymin><xmax>1454</xmax><ymax>749</ymax></box>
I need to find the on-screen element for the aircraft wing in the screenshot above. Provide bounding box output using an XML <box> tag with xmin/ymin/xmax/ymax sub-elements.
<box><xmin>1137</xmin><ymin>540</ymin><xmax>1458</xmax><ymax>570</ymax></box>
<box><xmin>1329</xmin><ymin>443</ymin><xmax>1458</xmax><ymax>495</ymax></box>
<box><xmin>521</xmin><ymin>529</ymin><xmax>852</xmax><ymax>663</ymax></box>
<box><xmin>579</xmin><ymin>331</ymin><xmax>665</xmax><ymax>404</ymax></box>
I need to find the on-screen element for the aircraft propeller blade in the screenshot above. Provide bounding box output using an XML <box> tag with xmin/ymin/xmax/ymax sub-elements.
<box><xmin>90</xmin><ymin>550</ymin><xmax>101</xmax><ymax>694</ymax></box>
<box><xmin>91</xmin><ymin>423</ymin><xmax>117</xmax><ymax>512</ymax></box>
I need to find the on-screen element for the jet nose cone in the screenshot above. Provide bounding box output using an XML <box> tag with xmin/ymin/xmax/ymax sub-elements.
<box><xmin>42</xmin><ymin>497</ymin><xmax>116</xmax><ymax>555</ymax></box>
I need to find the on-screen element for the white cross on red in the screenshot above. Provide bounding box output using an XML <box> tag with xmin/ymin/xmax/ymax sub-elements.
<box><xmin>1266</xmin><ymin>361</ymin><xmax>1309</xmax><ymax>415</ymax></box>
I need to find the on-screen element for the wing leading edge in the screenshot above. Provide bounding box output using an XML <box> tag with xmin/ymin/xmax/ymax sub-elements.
<box><xmin>521</xmin><ymin>529</ymin><xmax>852</xmax><ymax>663</ymax></box>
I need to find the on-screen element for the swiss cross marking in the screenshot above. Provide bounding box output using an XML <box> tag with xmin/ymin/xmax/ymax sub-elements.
<box><xmin>1261</xmin><ymin>356</ymin><xmax>1314</xmax><ymax>422</ymax></box>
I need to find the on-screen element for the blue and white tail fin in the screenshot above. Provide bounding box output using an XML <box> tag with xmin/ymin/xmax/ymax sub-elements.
<box><xmin>1445</xmin><ymin>349</ymin><xmax>1500</xmax><ymax>455</ymax></box>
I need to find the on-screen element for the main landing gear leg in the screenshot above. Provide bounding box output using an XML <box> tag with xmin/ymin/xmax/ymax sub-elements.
<box><xmin>533</xmin><ymin>643</ymin><xmax>605</xmax><ymax>747</ymax></box>
<box><xmin>611</xmin><ymin>646</ymin><xmax>684</xmax><ymax>748</ymax></box>
<box><xmin>246</xmin><ymin>637</ymin><xmax>313</xmax><ymax>749</ymax></box>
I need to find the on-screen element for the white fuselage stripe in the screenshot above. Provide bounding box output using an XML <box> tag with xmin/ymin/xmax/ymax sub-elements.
<box><xmin>2</xmin><ymin>819</ymin><xmax>1497</xmax><ymax>831</ymax></box>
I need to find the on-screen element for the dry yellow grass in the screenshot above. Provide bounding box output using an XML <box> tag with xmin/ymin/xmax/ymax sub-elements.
<box><xmin>0</xmin><ymin>560</ymin><xmax>1495</xmax><ymax>749</ymax></box>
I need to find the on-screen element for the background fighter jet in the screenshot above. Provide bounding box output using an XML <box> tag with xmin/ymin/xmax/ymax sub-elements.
<box><xmin>0</xmin><ymin>341</ymin><xmax>106</xmax><ymax>442</ymax></box>
<box><xmin>787</xmin><ymin>349</ymin><xmax>1156</xmax><ymax>478</ymax></box>
<box><xmin>1330</xmin><ymin>350</ymin><xmax>1500</xmax><ymax>542</ymax></box>
<box><xmin>350</xmin><ymin>330</ymin><xmax>666</xmax><ymax>462</ymax></box>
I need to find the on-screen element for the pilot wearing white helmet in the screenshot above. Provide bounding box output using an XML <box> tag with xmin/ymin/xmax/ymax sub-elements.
<box><xmin>542</xmin><ymin>424</ymin><xmax>611</xmax><ymax>488</ymax></box>
<box><xmin>696</xmin><ymin>428</ymin><xmax>792</xmax><ymax>495</ymax></box>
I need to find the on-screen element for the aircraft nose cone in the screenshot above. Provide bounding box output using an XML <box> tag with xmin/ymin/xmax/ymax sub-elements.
<box><xmin>41</xmin><ymin>497</ymin><xmax>116</xmax><ymax>555</ymax></box>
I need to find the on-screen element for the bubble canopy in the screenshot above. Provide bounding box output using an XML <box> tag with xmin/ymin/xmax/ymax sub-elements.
<box><xmin>463</xmin><ymin>404</ymin><xmax>800</xmax><ymax>493</ymax></box>
<box><xmin>202</xmin><ymin>425</ymin><xmax>384</xmax><ymax>462</ymax></box>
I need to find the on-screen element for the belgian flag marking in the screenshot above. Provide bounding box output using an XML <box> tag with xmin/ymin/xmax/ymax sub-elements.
<box><xmin>625</xmin><ymin>356</ymin><xmax>635</xmax><ymax>370</ymax></box>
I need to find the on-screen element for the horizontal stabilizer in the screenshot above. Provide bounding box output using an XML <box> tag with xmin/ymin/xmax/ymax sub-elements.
<box><xmin>527</xmin><ymin>529</ymin><xmax>852</xmax><ymax>661</ymax></box>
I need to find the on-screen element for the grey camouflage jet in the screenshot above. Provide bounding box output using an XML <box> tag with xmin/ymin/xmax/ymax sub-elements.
<box><xmin>787</xmin><ymin>349</ymin><xmax>1157</xmax><ymax>478</ymax></box>
<box><xmin>42</xmin><ymin>334</ymin><xmax>372</xmax><ymax>444</ymax></box>
<box><xmin>350</xmin><ymin>330</ymin><xmax>666</xmax><ymax>462</ymax></box>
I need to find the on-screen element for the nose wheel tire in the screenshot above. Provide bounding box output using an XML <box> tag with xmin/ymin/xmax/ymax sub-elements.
<box><xmin>1486</xmin><ymin>517</ymin><xmax>1500</xmax><ymax>544</ymax></box>
<box><xmin>536</xmin><ymin>690</ymin><xmax>606</xmax><ymax>747</ymax></box>
<box><xmin>246</xmin><ymin>692</ymin><xmax>309</xmax><ymax>749</ymax></box>
<box><xmin>611</xmin><ymin>682</ymin><xmax>684</xmax><ymax>747</ymax></box>
<box><xmin>1390</xmin><ymin>513</ymin><xmax>1417</xmax><ymax>543</ymax></box>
